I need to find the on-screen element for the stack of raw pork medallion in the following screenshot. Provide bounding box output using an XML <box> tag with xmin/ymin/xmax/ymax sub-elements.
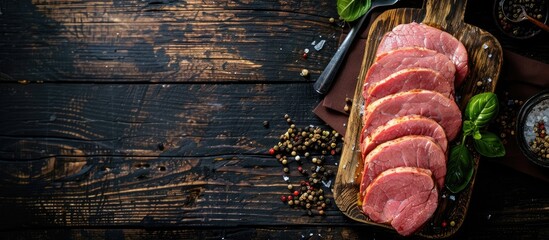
<box><xmin>358</xmin><ymin>22</ymin><xmax>468</xmax><ymax>236</ymax></box>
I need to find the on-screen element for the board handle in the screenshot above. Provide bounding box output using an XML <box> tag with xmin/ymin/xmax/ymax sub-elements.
<box><xmin>423</xmin><ymin>0</ymin><xmax>468</xmax><ymax>30</ymax></box>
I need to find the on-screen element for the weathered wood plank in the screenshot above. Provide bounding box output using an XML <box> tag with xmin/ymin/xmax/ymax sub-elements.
<box><xmin>0</xmin><ymin>83</ymin><xmax>324</xmax><ymax>160</ymax></box>
<box><xmin>0</xmin><ymin>227</ymin><xmax>402</xmax><ymax>240</ymax></box>
<box><xmin>0</xmin><ymin>0</ymin><xmax>340</xmax><ymax>83</ymax></box>
<box><xmin>0</xmin><ymin>160</ymin><xmax>547</xmax><ymax>238</ymax></box>
<box><xmin>0</xmin><ymin>154</ymin><xmax>347</xmax><ymax>228</ymax></box>
<box><xmin>0</xmin><ymin>82</ymin><xmax>345</xmax><ymax>228</ymax></box>
<box><xmin>1</xmin><ymin>1</ymin><xmax>545</xmax><ymax>85</ymax></box>
<box><xmin>2</xmin><ymin>222</ymin><xmax>548</xmax><ymax>240</ymax></box>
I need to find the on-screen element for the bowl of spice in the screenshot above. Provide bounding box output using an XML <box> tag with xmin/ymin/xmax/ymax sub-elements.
<box><xmin>494</xmin><ymin>0</ymin><xmax>549</xmax><ymax>39</ymax></box>
<box><xmin>516</xmin><ymin>89</ymin><xmax>549</xmax><ymax>168</ymax></box>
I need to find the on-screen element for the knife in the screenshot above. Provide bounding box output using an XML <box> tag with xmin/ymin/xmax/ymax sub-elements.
<box><xmin>313</xmin><ymin>0</ymin><xmax>401</xmax><ymax>95</ymax></box>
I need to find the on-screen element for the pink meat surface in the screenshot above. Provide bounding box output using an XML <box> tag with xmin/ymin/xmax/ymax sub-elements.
<box><xmin>360</xmin><ymin>115</ymin><xmax>448</xmax><ymax>159</ymax></box>
<box><xmin>362</xmin><ymin>167</ymin><xmax>438</xmax><ymax>236</ymax></box>
<box><xmin>363</xmin><ymin>68</ymin><xmax>454</xmax><ymax>106</ymax></box>
<box><xmin>363</xmin><ymin>47</ymin><xmax>456</xmax><ymax>94</ymax></box>
<box><xmin>362</xmin><ymin>89</ymin><xmax>462</xmax><ymax>141</ymax></box>
<box><xmin>359</xmin><ymin>135</ymin><xmax>447</xmax><ymax>197</ymax></box>
<box><xmin>376</xmin><ymin>22</ymin><xmax>468</xmax><ymax>85</ymax></box>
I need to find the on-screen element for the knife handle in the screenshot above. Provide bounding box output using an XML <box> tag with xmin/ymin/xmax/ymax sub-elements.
<box><xmin>313</xmin><ymin>14</ymin><xmax>367</xmax><ymax>95</ymax></box>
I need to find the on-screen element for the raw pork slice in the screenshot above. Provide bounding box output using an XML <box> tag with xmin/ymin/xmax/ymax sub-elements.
<box><xmin>376</xmin><ymin>22</ymin><xmax>468</xmax><ymax>85</ymax></box>
<box><xmin>359</xmin><ymin>135</ymin><xmax>447</xmax><ymax>197</ymax></box>
<box><xmin>362</xmin><ymin>89</ymin><xmax>462</xmax><ymax>141</ymax></box>
<box><xmin>362</xmin><ymin>47</ymin><xmax>456</xmax><ymax>97</ymax></box>
<box><xmin>360</xmin><ymin>115</ymin><xmax>448</xmax><ymax>159</ymax></box>
<box><xmin>362</xmin><ymin>167</ymin><xmax>438</xmax><ymax>236</ymax></box>
<box><xmin>363</xmin><ymin>68</ymin><xmax>454</xmax><ymax>106</ymax></box>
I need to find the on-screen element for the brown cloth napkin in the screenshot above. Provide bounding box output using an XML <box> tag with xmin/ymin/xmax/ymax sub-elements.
<box><xmin>313</xmin><ymin>12</ymin><xmax>380</xmax><ymax>136</ymax></box>
<box><xmin>312</xmin><ymin>36</ymin><xmax>366</xmax><ymax>135</ymax></box>
<box><xmin>495</xmin><ymin>51</ymin><xmax>549</xmax><ymax>182</ymax></box>
<box><xmin>313</xmin><ymin>16</ymin><xmax>549</xmax><ymax>181</ymax></box>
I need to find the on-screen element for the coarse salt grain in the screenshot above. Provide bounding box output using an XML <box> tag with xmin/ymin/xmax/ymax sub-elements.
<box><xmin>314</xmin><ymin>40</ymin><xmax>326</xmax><ymax>51</ymax></box>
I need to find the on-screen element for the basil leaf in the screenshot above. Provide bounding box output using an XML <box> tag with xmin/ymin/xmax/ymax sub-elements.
<box><xmin>445</xmin><ymin>144</ymin><xmax>474</xmax><ymax>193</ymax></box>
<box><xmin>474</xmin><ymin>131</ymin><xmax>506</xmax><ymax>157</ymax></box>
<box><xmin>462</xmin><ymin>120</ymin><xmax>476</xmax><ymax>137</ymax></box>
<box><xmin>462</xmin><ymin>120</ymin><xmax>482</xmax><ymax>140</ymax></box>
<box><xmin>337</xmin><ymin>0</ymin><xmax>372</xmax><ymax>22</ymax></box>
<box><xmin>465</xmin><ymin>92</ymin><xmax>499</xmax><ymax>128</ymax></box>
<box><xmin>473</xmin><ymin>130</ymin><xmax>482</xmax><ymax>140</ymax></box>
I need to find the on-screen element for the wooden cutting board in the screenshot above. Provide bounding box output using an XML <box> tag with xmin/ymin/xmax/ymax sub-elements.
<box><xmin>333</xmin><ymin>0</ymin><xmax>502</xmax><ymax>238</ymax></box>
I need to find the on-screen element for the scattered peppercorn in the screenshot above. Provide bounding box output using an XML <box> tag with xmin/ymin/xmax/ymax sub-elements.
<box><xmin>441</xmin><ymin>221</ymin><xmax>447</xmax><ymax>228</ymax></box>
<box><xmin>492</xmin><ymin>91</ymin><xmax>523</xmax><ymax>145</ymax></box>
<box><xmin>271</xmin><ymin>114</ymin><xmax>342</xmax><ymax>216</ymax></box>
<box><xmin>300</xmin><ymin>69</ymin><xmax>309</xmax><ymax>77</ymax></box>
<box><xmin>344</xmin><ymin>97</ymin><xmax>352</xmax><ymax>113</ymax></box>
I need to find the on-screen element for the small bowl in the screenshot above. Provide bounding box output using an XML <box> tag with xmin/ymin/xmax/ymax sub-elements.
<box><xmin>493</xmin><ymin>0</ymin><xmax>549</xmax><ymax>39</ymax></box>
<box><xmin>516</xmin><ymin>89</ymin><xmax>549</xmax><ymax>168</ymax></box>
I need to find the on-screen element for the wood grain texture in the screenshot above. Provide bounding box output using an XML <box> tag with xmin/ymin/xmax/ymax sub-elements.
<box><xmin>334</xmin><ymin>0</ymin><xmax>503</xmax><ymax>238</ymax></box>
<box><xmin>0</xmin><ymin>0</ymin><xmax>338</xmax><ymax>83</ymax></box>
<box><xmin>0</xmin><ymin>83</ymin><xmax>347</xmax><ymax>229</ymax></box>
<box><xmin>0</xmin><ymin>83</ymin><xmax>324</xmax><ymax>160</ymax></box>
<box><xmin>1</xmin><ymin>159</ymin><xmax>549</xmax><ymax>239</ymax></box>
<box><xmin>0</xmin><ymin>0</ymin><xmax>548</xmax><ymax>239</ymax></box>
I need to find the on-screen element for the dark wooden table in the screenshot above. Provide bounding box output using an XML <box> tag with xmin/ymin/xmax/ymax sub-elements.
<box><xmin>1</xmin><ymin>0</ymin><xmax>548</xmax><ymax>239</ymax></box>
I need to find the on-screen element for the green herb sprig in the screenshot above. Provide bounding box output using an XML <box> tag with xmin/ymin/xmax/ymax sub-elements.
<box><xmin>337</xmin><ymin>0</ymin><xmax>372</xmax><ymax>22</ymax></box>
<box><xmin>445</xmin><ymin>92</ymin><xmax>506</xmax><ymax>193</ymax></box>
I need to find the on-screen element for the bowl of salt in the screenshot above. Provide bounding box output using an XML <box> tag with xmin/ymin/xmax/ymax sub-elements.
<box><xmin>517</xmin><ymin>89</ymin><xmax>549</xmax><ymax>168</ymax></box>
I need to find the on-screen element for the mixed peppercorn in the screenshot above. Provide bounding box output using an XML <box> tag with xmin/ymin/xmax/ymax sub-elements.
<box><xmin>528</xmin><ymin>120</ymin><xmax>549</xmax><ymax>159</ymax></box>
<box><xmin>496</xmin><ymin>0</ymin><xmax>548</xmax><ymax>38</ymax></box>
<box><xmin>269</xmin><ymin>114</ymin><xmax>342</xmax><ymax>216</ymax></box>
